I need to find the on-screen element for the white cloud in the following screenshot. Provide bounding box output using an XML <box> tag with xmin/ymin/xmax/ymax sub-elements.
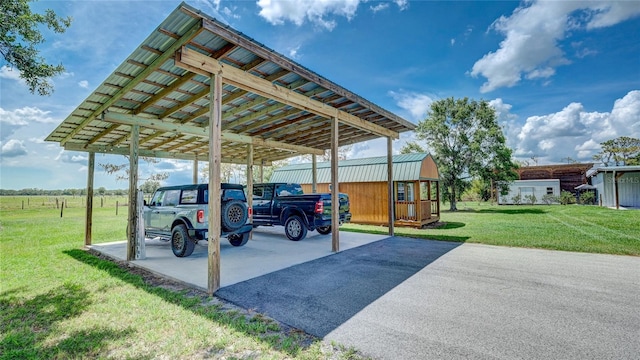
<box><xmin>1</xmin><ymin>139</ymin><xmax>28</xmax><ymax>157</ymax></box>
<box><xmin>78</xmin><ymin>80</ymin><xmax>89</xmax><ymax>89</ymax></box>
<box><xmin>370</xmin><ymin>3</ymin><xmax>388</xmax><ymax>13</ymax></box>
<box><xmin>388</xmin><ymin>90</ymin><xmax>433</xmax><ymax>122</ymax></box>
<box><xmin>54</xmin><ymin>150</ymin><xmax>88</xmax><ymax>164</ymax></box>
<box><xmin>288</xmin><ymin>45</ymin><xmax>301</xmax><ymax>59</ymax></box>
<box><xmin>394</xmin><ymin>0</ymin><xmax>408</xmax><ymax>11</ymax></box>
<box><xmin>257</xmin><ymin>0</ymin><xmax>360</xmax><ymax>30</ymax></box>
<box><xmin>0</xmin><ymin>107</ymin><xmax>57</xmax><ymax>141</ymax></box>
<box><xmin>0</xmin><ymin>66</ymin><xmax>22</xmax><ymax>81</ymax></box>
<box><xmin>471</xmin><ymin>1</ymin><xmax>640</xmax><ymax>93</ymax></box>
<box><xmin>502</xmin><ymin>90</ymin><xmax>640</xmax><ymax>163</ymax></box>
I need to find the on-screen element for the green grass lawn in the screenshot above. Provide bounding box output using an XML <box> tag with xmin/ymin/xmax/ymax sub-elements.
<box><xmin>342</xmin><ymin>201</ymin><xmax>640</xmax><ymax>256</ymax></box>
<box><xmin>1</xmin><ymin>197</ymin><xmax>637</xmax><ymax>359</ymax></box>
<box><xmin>0</xmin><ymin>197</ymin><xmax>356</xmax><ymax>359</ymax></box>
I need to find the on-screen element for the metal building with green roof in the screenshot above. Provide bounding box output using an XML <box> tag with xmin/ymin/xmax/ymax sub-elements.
<box><xmin>271</xmin><ymin>153</ymin><xmax>441</xmax><ymax>227</ymax></box>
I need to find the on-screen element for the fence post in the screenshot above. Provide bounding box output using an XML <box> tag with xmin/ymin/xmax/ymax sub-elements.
<box><xmin>116</xmin><ymin>201</ymin><xmax>119</xmax><ymax>216</ymax></box>
<box><xmin>60</xmin><ymin>202</ymin><xmax>64</xmax><ymax>217</ymax></box>
<box><xmin>22</xmin><ymin>200</ymin><xmax>24</xmax><ymax>210</ymax></box>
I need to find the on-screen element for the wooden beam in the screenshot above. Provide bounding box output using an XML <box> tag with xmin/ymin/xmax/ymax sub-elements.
<box><xmin>312</xmin><ymin>154</ymin><xmax>317</xmax><ymax>194</ymax></box>
<box><xmin>103</xmin><ymin>112</ymin><xmax>324</xmax><ymax>155</ymax></box>
<box><xmin>193</xmin><ymin>157</ymin><xmax>198</xmax><ymax>184</ymax></box>
<box><xmin>60</xmin><ymin>20</ymin><xmax>203</xmax><ymax>145</ymax></box>
<box><xmin>208</xmin><ymin>73</ymin><xmax>222</xmax><ymax>294</ymax></box>
<box><xmin>135</xmin><ymin>72</ymin><xmax>197</xmax><ymax>114</ymax></box>
<box><xmin>127</xmin><ymin>125</ymin><xmax>140</xmax><ymax>261</ymax></box>
<box><xmin>387</xmin><ymin>136</ymin><xmax>394</xmax><ymax>236</ymax></box>
<box><xmin>331</xmin><ymin>116</ymin><xmax>339</xmax><ymax>252</ymax></box>
<box><xmin>246</xmin><ymin>144</ymin><xmax>254</xmax><ymax>240</ymax></box>
<box><xmin>85</xmin><ymin>152</ymin><xmax>95</xmax><ymax>246</ymax></box>
<box><xmin>176</xmin><ymin>47</ymin><xmax>399</xmax><ymax>139</ymax></box>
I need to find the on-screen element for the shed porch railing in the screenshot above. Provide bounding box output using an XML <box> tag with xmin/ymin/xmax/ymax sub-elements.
<box><xmin>395</xmin><ymin>200</ymin><xmax>439</xmax><ymax>223</ymax></box>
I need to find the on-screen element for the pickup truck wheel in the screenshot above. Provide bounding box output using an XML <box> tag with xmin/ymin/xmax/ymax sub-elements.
<box><xmin>171</xmin><ymin>224</ymin><xmax>195</xmax><ymax>257</ymax></box>
<box><xmin>316</xmin><ymin>225</ymin><xmax>331</xmax><ymax>235</ymax></box>
<box><xmin>228</xmin><ymin>232</ymin><xmax>249</xmax><ymax>247</ymax></box>
<box><xmin>222</xmin><ymin>200</ymin><xmax>248</xmax><ymax>232</ymax></box>
<box><xmin>284</xmin><ymin>216</ymin><xmax>307</xmax><ymax>241</ymax></box>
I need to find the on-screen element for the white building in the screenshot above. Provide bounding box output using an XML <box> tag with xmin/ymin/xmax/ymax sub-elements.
<box><xmin>588</xmin><ymin>166</ymin><xmax>640</xmax><ymax>209</ymax></box>
<box><xmin>498</xmin><ymin>179</ymin><xmax>561</xmax><ymax>205</ymax></box>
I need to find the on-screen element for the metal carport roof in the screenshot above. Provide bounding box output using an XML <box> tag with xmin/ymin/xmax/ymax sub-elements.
<box><xmin>45</xmin><ymin>2</ymin><xmax>415</xmax><ymax>163</ymax></box>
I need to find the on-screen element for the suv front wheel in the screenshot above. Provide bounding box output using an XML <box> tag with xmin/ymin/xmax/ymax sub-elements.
<box><xmin>171</xmin><ymin>224</ymin><xmax>195</xmax><ymax>257</ymax></box>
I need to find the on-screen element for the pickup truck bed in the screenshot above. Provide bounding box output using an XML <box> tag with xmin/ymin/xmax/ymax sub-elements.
<box><xmin>252</xmin><ymin>183</ymin><xmax>351</xmax><ymax>241</ymax></box>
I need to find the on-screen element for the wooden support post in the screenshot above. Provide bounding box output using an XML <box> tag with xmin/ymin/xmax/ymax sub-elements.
<box><xmin>436</xmin><ymin>181</ymin><xmax>441</xmax><ymax>216</ymax></box>
<box><xmin>193</xmin><ymin>157</ymin><xmax>198</xmax><ymax>184</ymax></box>
<box><xmin>85</xmin><ymin>152</ymin><xmax>95</xmax><ymax>246</ymax></box>
<box><xmin>331</xmin><ymin>116</ymin><xmax>339</xmax><ymax>252</ymax></box>
<box><xmin>208</xmin><ymin>73</ymin><xmax>223</xmax><ymax>294</ymax></box>
<box><xmin>387</xmin><ymin>137</ymin><xmax>394</xmax><ymax>236</ymax></box>
<box><xmin>135</xmin><ymin>190</ymin><xmax>146</xmax><ymax>259</ymax></box>
<box><xmin>127</xmin><ymin>124</ymin><xmax>139</xmax><ymax>261</ymax></box>
<box><xmin>415</xmin><ymin>180</ymin><xmax>422</xmax><ymax>223</ymax></box>
<box><xmin>614</xmin><ymin>171</ymin><xmax>624</xmax><ymax>209</ymax></box>
<box><xmin>247</xmin><ymin>144</ymin><xmax>254</xmax><ymax>239</ymax></box>
<box><xmin>312</xmin><ymin>154</ymin><xmax>317</xmax><ymax>194</ymax></box>
<box><xmin>260</xmin><ymin>160</ymin><xmax>264</xmax><ymax>183</ymax></box>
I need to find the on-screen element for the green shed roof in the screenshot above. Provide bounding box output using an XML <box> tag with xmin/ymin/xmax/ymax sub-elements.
<box><xmin>270</xmin><ymin>153</ymin><xmax>438</xmax><ymax>183</ymax></box>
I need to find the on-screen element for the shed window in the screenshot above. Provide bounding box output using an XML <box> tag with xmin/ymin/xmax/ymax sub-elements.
<box><xmin>396</xmin><ymin>182</ymin><xmax>414</xmax><ymax>201</ymax></box>
<box><xmin>546</xmin><ymin>187</ymin><xmax>554</xmax><ymax>195</ymax></box>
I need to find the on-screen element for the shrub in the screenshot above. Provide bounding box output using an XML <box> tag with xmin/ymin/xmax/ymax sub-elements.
<box><xmin>524</xmin><ymin>194</ymin><xmax>537</xmax><ymax>205</ymax></box>
<box><xmin>511</xmin><ymin>194</ymin><xmax>522</xmax><ymax>205</ymax></box>
<box><xmin>560</xmin><ymin>191</ymin><xmax>576</xmax><ymax>205</ymax></box>
<box><xmin>580</xmin><ymin>191</ymin><xmax>596</xmax><ymax>205</ymax></box>
<box><xmin>541</xmin><ymin>194</ymin><xmax>559</xmax><ymax>205</ymax></box>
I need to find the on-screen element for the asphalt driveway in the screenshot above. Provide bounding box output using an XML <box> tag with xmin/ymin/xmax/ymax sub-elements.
<box><xmin>216</xmin><ymin>238</ymin><xmax>640</xmax><ymax>360</ymax></box>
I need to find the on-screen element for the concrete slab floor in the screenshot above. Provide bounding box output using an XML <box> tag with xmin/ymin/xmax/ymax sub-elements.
<box><xmin>89</xmin><ymin>227</ymin><xmax>389</xmax><ymax>290</ymax></box>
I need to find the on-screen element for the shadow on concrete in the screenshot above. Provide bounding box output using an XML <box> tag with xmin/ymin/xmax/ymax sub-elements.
<box><xmin>216</xmin><ymin>237</ymin><xmax>462</xmax><ymax>337</ymax></box>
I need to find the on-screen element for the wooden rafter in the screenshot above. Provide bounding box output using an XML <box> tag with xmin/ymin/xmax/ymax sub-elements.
<box><xmin>176</xmin><ymin>46</ymin><xmax>399</xmax><ymax>139</ymax></box>
<box><xmin>103</xmin><ymin>112</ymin><xmax>324</xmax><ymax>155</ymax></box>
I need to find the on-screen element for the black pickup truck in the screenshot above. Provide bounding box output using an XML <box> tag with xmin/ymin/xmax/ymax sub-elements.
<box><xmin>251</xmin><ymin>183</ymin><xmax>352</xmax><ymax>241</ymax></box>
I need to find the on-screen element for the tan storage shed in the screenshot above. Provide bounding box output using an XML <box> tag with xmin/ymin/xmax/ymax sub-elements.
<box><xmin>271</xmin><ymin>153</ymin><xmax>440</xmax><ymax>228</ymax></box>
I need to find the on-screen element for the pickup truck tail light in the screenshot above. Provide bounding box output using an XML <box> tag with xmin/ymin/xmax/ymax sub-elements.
<box><xmin>197</xmin><ymin>209</ymin><xmax>205</xmax><ymax>223</ymax></box>
<box><xmin>314</xmin><ymin>200</ymin><xmax>324</xmax><ymax>214</ymax></box>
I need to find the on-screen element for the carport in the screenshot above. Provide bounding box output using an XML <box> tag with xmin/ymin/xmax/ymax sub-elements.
<box><xmin>45</xmin><ymin>2</ymin><xmax>415</xmax><ymax>294</ymax></box>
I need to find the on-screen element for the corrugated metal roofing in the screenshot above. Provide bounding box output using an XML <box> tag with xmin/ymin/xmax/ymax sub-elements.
<box><xmin>45</xmin><ymin>2</ymin><xmax>415</xmax><ymax>164</ymax></box>
<box><xmin>270</xmin><ymin>153</ymin><xmax>437</xmax><ymax>183</ymax></box>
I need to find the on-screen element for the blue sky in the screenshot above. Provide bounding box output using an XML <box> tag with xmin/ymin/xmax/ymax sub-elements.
<box><xmin>1</xmin><ymin>0</ymin><xmax>639</xmax><ymax>190</ymax></box>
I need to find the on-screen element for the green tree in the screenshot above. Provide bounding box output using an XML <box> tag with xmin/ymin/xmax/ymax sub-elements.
<box><xmin>0</xmin><ymin>0</ymin><xmax>71</xmax><ymax>95</ymax></box>
<box><xmin>593</xmin><ymin>136</ymin><xmax>640</xmax><ymax>166</ymax></box>
<box><xmin>99</xmin><ymin>156</ymin><xmax>169</xmax><ymax>185</ymax></box>
<box><xmin>414</xmin><ymin>97</ymin><xmax>518</xmax><ymax>211</ymax></box>
<box><xmin>400</xmin><ymin>141</ymin><xmax>425</xmax><ymax>154</ymax></box>
<box><xmin>140</xmin><ymin>180</ymin><xmax>161</xmax><ymax>194</ymax></box>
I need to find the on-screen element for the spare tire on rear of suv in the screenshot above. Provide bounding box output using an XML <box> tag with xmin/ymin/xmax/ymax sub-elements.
<box><xmin>221</xmin><ymin>199</ymin><xmax>248</xmax><ymax>232</ymax></box>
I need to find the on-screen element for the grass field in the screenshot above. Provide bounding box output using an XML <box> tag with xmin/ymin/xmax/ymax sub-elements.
<box><xmin>342</xmin><ymin>201</ymin><xmax>640</xmax><ymax>256</ymax></box>
<box><xmin>1</xmin><ymin>196</ymin><xmax>638</xmax><ymax>359</ymax></box>
<box><xmin>0</xmin><ymin>196</ymin><xmax>356</xmax><ymax>359</ymax></box>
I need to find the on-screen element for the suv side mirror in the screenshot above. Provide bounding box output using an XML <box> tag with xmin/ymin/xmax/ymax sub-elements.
<box><xmin>143</xmin><ymin>200</ymin><xmax>148</xmax><ymax>206</ymax></box>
